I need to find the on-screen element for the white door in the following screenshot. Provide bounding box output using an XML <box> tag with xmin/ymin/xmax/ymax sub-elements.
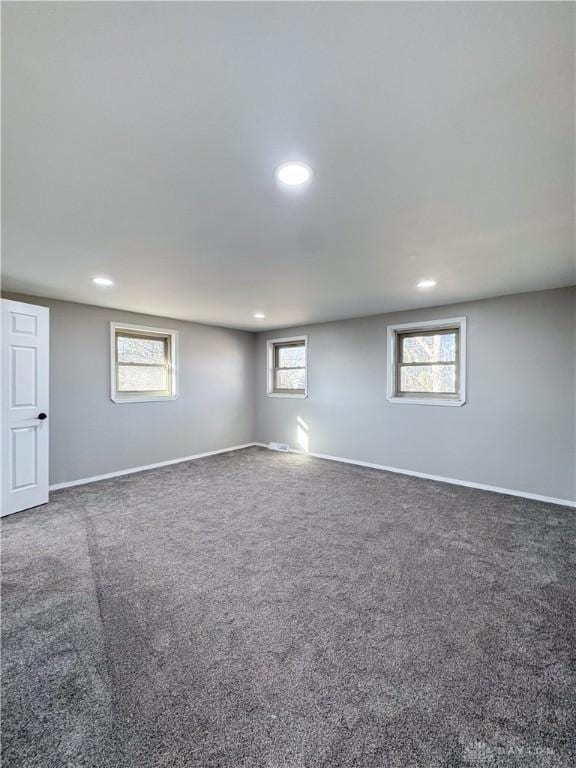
<box><xmin>1</xmin><ymin>300</ymin><xmax>49</xmax><ymax>516</ymax></box>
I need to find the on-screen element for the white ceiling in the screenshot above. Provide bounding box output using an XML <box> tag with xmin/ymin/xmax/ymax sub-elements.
<box><xmin>3</xmin><ymin>2</ymin><xmax>574</xmax><ymax>330</ymax></box>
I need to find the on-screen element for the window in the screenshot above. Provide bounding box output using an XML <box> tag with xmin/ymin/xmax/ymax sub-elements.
<box><xmin>110</xmin><ymin>323</ymin><xmax>178</xmax><ymax>403</ymax></box>
<box><xmin>387</xmin><ymin>317</ymin><xmax>466</xmax><ymax>406</ymax></box>
<box><xmin>267</xmin><ymin>336</ymin><xmax>307</xmax><ymax>398</ymax></box>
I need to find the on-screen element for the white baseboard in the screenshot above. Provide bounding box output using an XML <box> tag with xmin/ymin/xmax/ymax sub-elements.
<box><xmin>49</xmin><ymin>443</ymin><xmax>259</xmax><ymax>491</ymax></box>
<box><xmin>50</xmin><ymin>441</ymin><xmax>576</xmax><ymax>508</ymax></box>
<box><xmin>254</xmin><ymin>443</ymin><xmax>576</xmax><ymax>509</ymax></box>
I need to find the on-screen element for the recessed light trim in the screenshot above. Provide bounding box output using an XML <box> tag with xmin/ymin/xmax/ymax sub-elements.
<box><xmin>93</xmin><ymin>276</ymin><xmax>114</xmax><ymax>287</ymax></box>
<box><xmin>275</xmin><ymin>162</ymin><xmax>312</xmax><ymax>187</ymax></box>
<box><xmin>417</xmin><ymin>279</ymin><xmax>437</xmax><ymax>289</ymax></box>
<box><xmin>253</xmin><ymin>312</ymin><xmax>266</xmax><ymax>320</ymax></box>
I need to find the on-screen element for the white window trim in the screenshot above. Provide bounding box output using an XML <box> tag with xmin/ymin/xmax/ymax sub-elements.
<box><xmin>386</xmin><ymin>317</ymin><xmax>467</xmax><ymax>406</ymax></box>
<box><xmin>266</xmin><ymin>335</ymin><xmax>308</xmax><ymax>399</ymax></box>
<box><xmin>110</xmin><ymin>322</ymin><xmax>179</xmax><ymax>403</ymax></box>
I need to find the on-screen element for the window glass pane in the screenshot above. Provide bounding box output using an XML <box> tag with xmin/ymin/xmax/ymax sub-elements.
<box><xmin>275</xmin><ymin>369</ymin><xmax>305</xmax><ymax>391</ymax></box>
<box><xmin>277</xmin><ymin>344</ymin><xmax>305</xmax><ymax>368</ymax></box>
<box><xmin>400</xmin><ymin>364</ymin><xmax>456</xmax><ymax>393</ymax></box>
<box><xmin>118</xmin><ymin>365</ymin><xmax>168</xmax><ymax>392</ymax></box>
<box><xmin>401</xmin><ymin>332</ymin><xmax>456</xmax><ymax>364</ymax></box>
<box><xmin>117</xmin><ymin>335</ymin><xmax>166</xmax><ymax>364</ymax></box>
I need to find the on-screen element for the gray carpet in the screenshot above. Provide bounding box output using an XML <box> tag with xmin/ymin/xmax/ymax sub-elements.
<box><xmin>1</xmin><ymin>446</ymin><xmax>574</xmax><ymax>768</ymax></box>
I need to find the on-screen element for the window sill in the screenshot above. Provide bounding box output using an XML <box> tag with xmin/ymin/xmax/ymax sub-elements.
<box><xmin>387</xmin><ymin>395</ymin><xmax>465</xmax><ymax>407</ymax></box>
<box><xmin>267</xmin><ymin>392</ymin><xmax>308</xmax><ymax>399</ymax></box>
<box><xmin>111</xmin><ymin>395</ymin><xmax>179</xmax><ymax>404</ymax></box>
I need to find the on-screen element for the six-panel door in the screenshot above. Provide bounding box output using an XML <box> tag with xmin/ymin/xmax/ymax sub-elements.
<box><xmin>1</xmin><ymin>300</ymin><xmax>50</xmax><ymax>516</ymax></box>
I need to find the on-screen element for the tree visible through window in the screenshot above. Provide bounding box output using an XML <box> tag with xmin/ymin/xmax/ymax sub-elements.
<box><xmin>117</xmin><ymin>333</ymin><xmax>170</xmax><ymax>394</ymax></box>
<box><xmin>397</xmin><ymin>329</ymin><xmax>458</xmax><ymax>395</ymax></box>
<box><xmin>111</xmin><ymin>324</ymin><xmax>178</xmax><ymax>402</ymax></box>
<box><xmin>268</xmin><ymin>337</ymin><xmax>307</xmax><ymax>396</ymax></box>
<box><xmin>387</xmin><ymin>317</ymin><xmax>466</xmax><ymax>406</ymax></box>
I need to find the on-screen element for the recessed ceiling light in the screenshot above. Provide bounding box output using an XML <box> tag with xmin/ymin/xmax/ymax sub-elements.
<box><xmin>253</xmin><ymin>312</ymin><xmax>266</xmax><ymax>320</ymax></box>
<box><xmin>92</xmin><ymin>276</ymin><xmax>114</xmax><ymax>287</ymax></box>
<box><xmin>417</xmin><ymin>279</ymin><xmax>437</xmax><ymax>289</ymax></box>
<box><xmin>275</xmin><ymin>162</ymin><xmax>312</xmax><ymax>186</ymax></box>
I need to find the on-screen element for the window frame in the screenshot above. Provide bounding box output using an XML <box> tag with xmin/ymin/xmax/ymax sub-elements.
<box><xmin>386</xmin><ymin>317</ymin><xmax>467</xmax><ymax>406</ymax></box>
<box><xmin>266</xmin><ymin>335</ymin><xmax>308</xmax><ymax>398</ymax></box>
<box><xmin>110</xmin><ymin>322</ymin><xmax>179</xmax><ymax>403</ymax></box>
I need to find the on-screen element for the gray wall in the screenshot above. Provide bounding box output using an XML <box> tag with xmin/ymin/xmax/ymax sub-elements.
<box><xmin>4</xmin><ymin>287</ymin><xmax>575</xmax><ymax>500</ymax></box>
<box><xmin>256</xmin><ymin>288</ymin><xmax>576</xmax><ymax>502</ymax></box>
<box><xmin>4</xmin><ymin>294</ymin><xmax>256</xmax><ymax>485</ymax></box>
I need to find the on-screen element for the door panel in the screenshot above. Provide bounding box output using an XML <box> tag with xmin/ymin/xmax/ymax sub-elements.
<box><xmin>10</xmin><ymin>312</ymin><xmax>38</xmax><ymax>335</ymax></box>
<box><xmin>11</xmin><ymin>346</ymin><xmax>38</xmax><ymax>407</ymax></box>
<box><xmin>2</xmin><ymin>299</ymin><xmax>49</xmax><ymax>516</ymax></box>
<box><xmin>11</xmin><ymin>427</ymin><xmax>37</xmax><ymax>489</ymax></box>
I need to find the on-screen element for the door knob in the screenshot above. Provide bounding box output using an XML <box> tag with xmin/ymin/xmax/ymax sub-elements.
<box><xmin>37</xmin><ymin>412</ymin><xmax>47</xmax><ymax>420</ymax></box>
